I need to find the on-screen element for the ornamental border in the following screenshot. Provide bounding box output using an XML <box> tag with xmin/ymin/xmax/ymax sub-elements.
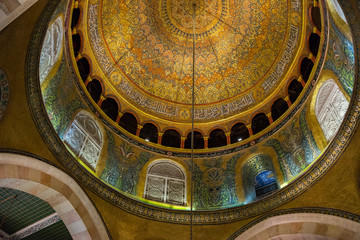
<box><xmin>25</xmin><ymin>0</ymin><xmax>360</xmax><ymax>224</ymax></box>
<box><xmin>69</xmin><ymin>0</ymin><xmax>324</xmax><ymax>157</ymax></box>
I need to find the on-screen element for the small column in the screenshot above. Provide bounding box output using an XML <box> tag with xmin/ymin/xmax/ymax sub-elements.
<box><xmin>72</xmin><ymin>28</ymin><xmax>77</xmax><ymax>35</ymax></box>
<box><xmin>246</xmin><ymin>124</ymin><xmax>253</xmax><ymax>136</ymax></box>
<box><xmin>115</xmin><ymin>112</ymin><xmax>123</xmax><ymax>124</ymax></box>
<box><xmin>157</xmin><ymin>132</ymin><xmax>163</xmax><ymax>145</ymax></box>
<box><xmin>204</xmin><ymin>137</ymin><xmax>209</xmax><ymax>149</ymax></box>
<box><xmin>309</xmin><ymin>53</ymin><xmax>316</xmax><ymax>63</ymax></box>
<box><xmin>284</xmin><ymin>96</ymin><xmax>292</xmax><ymax>107</ymax></box>
<box><xmin>136</xmin><ymin>124</ymin><xmax>143</xmax><ymax>136</ymax></box>
<box><xmin>97</xmin><ymin>95</ymin><xmax>105</xmax><ymax>107</ymax></box>
<box><xmin>75</xmin><ymin>53</ymin><xmax>82</xmax><ymax>61</ymax></box>
<box><xmin>266</xmin><ymin>112</ymin><xmax>273</xmax><ymax>124</ymax></box>
<box><xmin>84</xmin><ymin>75</ymin><xmax>92</xmax><ymax>86</ymax></box>
<box><xmin>74</xmin><ymin>1</ymin><xmax>79</xmax><ymax>8</ymax></box>
<box><xmin>180</xmin><ymin>137</ymin><xmax>186</xmax><ymax>148</ymax></box>
<box><xmin>313</xmin><ymin>26</ymin><xmax>321</xmax><ymax>35</ymax></box>
<box><xmin>225</xmin><ymin>132</ymin><xmax>231</xmax><ymax>145</ymax></box>
<box><xmin>297</xmin><ymin>75</ymin><xmax>306</xmax><ymax>87</ymax></box>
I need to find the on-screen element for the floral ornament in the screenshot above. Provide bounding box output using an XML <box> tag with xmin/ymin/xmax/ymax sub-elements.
<box><xmin>116</xmin><ymin>142</ymin><xmax>138</xmax><ymax>169</ymax></box>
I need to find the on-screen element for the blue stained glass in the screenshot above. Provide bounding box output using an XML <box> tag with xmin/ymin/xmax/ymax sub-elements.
<box><xmin>255</xmin><ymin>170</ymin><xmax>276</xmax><ymax>188</ymax></box>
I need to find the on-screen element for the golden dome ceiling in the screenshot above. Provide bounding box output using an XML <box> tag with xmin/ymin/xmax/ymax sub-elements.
<box><xmin>81</xmin><ymin>0</ymin><xmax>303</xmax><ymax>124</ymax></box>
<box><xmin>100</xmin><ymin>0</ymin><xmax>287</xmax><ymax>105</ymax></box>
<box><xmin>29</xmin><ymin>0</ymin><xmax>357</xmax><ymax>221</ymax></box>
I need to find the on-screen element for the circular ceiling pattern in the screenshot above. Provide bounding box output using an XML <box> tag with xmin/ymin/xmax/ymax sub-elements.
<box><xmin>163</xmin><ymin>0</ymin><xmax>224</xmax><ymax>36</ymax></box>
<box><xmin>89</xmin><ymin>0</ymin><xmax>295</xmax><ymax>122</ymax></box>
<box><xmin>27</xmin><ymin>0</ymin><xmax>360</xmax><ymax>223</ymax></box>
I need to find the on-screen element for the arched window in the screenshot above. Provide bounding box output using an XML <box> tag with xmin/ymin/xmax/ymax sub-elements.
<box><xmin>144</xmin><ymin>160</ymin><xmax>186</xmax><ymax>205</ymax></box>
<box><xmin>242</xmin><ymin>154</ymin><xmax>278</xmax><ymax>203</ymax></box>
<box><xmin>309</xmin><ymin>32</ymin><xmax>320</xmax><ymax>56</ymax></box>
<box><xmin>208</xmin><ymin>129</ymin><xmax>227</xmax><ymax>148</ymax></box>
<box><xmin>271</xmin><ymin>98</ymin><xmax>289</xmax><ymax>121</ymax></box>
<box><xmin>139</xmin><ymin>123</ymin><xmax>158</xmax><ymax>143</ymax></box>
<box><xmin>39</xmin><ymin>16</ymin><xmax>64</xmax><ymax>84</ymax></box>
<box><xmin>254</xmin><ymin>170</ymin><xmax>278</xmax><ymax>198</ymax></box>
<box><xmin>100</xmin><ymin>98</ymin><xmax>118</xmax><ymax>122</ymax></box>
<box><xmin>86</xmin><ymin>79</ymin><xmax>102</xmax><ymax>103</ymax></box>
<box><xmin>119</xmin><ymin>112</ymin><xmax>137</xmax><ymax>135</ymax></box>
<box><xmin>315</xmin><ymin>79</ymin><xmax>349</xmax><ymax>141</ymax></box>
<box><xmin>310</xmin><ymin>6</ymin><xmax>321</xmax><ymax>31</ymax></box>
<box><xmin>230</xmin><ymin>123</ymin><xmax>249</xmax><ymax>144</ymax></box>
<box><xmin>76</xmin><ymin>57</ymin><xmax>90</xmax><ymax>81</ymax></box>
<box><xmin>300</xmin><ymin>58</ymin><xmax>314</xmax><ymax>82</ymax></box>
<box><xmin>64</xmin><ymin>112</ymin><xmax>103</xmax><ymax>169</ymax></box>
<box><xmin>72</xmin><ymin>34</ymin><xmax>81</xmax><ymax>57</ymax></box>
<box><xmin>251</xmin><ymin>113</ymin><xmax>270</xmax><ymax>135</ymax></box>
<box><xmin>288</xmin><ymin>79</ymin><xmax>303</xmax><ymax>103</ymax></box>
<box><xmin>71</xmin><ymin>8</ymin><xmax>80</xmax><ymax>29</ymax></box>
<box><xmin>161</xmin><ymin>129</ymin><xmax>181</xmax><ymax>148</ymax></box>
<box><xmin>184</xmin><ymin>131</ymin><xmax>204</xmax><ymax>149</ymax></box>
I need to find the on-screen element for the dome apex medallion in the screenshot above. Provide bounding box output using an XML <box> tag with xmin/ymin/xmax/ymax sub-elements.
<box><xmin>163</xmin><ymin>0</ymin><xmax>225</xmax><ymax>38</ymax></box>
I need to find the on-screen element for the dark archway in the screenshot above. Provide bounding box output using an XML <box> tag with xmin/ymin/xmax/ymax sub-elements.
<box><xmin>161</xmin><ymin>130</ymin><xmax>181</xmax><ymax>148</ymax></box>
<box><xmin>100</xmin><ymin>98</ymin><xmax>118</xmax><ymax>122</ymax></box>
<box><xmin>119</xmin><ymin>113</ymin><xmax>137</xmax><ymax>135</ymax></box>
<box><xmin>230</xmin><ymin>123</ymin><xmax>249</xmax><ymax>144</ymax></box>
<box><xmin>208</xmin><ymin>129</ymin><xmax>227</xmax><ymax>148</ymax></box>
<box><xmin>86</xmin><ymin>79</ymin><xmax>102</xmax><ymax>103</ymax></box>
<box><xmin>300</xmin><ymin>58</ymin><xmax>314</xmax><ymax>82</ymax></box>
<box><xmin>288</xmin><ymin>79</ymin><xmax>304</xmax><ymax>103</ymax></box>
<box><xmin>71</xmin><ymin>8</ymin><xmax>80</xmax><ymax>29</ymax></box>
<box><xmin>311</xmin><ymin>6</ymin><xmax>321</xmax><ymax>31</ymax></box>
<box><xmin>251</xmin><ymin>113</ymin><xmax>270</xmax><ymax>135</ymax></box>
<box><xmin>184</xmin><ymin>131</ymin><xmax>204</xmax><ymax>149</ymax></box>
<box><xmin>139</xmin><ymin>123</ymin><xmax>159</xmax><ymax>143</ymax></box>
<box><xmin>72</xmin><ymin>34</ymin><xmax>81</xmax><ymax>57</ymax></box>
<box><xmin>309</xmin><ymin>33</ymin><xmax>320</xmax><ymax>56</ymax></box>
<box><xmin>76</xmin><ymin>57</ymin><xmax>90</xmax><ymax>82</ymax></box>
<box><xmin>271</xmin><ymin>98</ymin><xmax>289</xmax><ymax>121</ymax></box>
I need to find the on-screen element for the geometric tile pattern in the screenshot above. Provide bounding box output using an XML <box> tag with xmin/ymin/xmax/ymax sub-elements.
<box><xmin>0</xmin><ymin>188</ymin><xmax>55</xmax><ymax>235</ymax></box>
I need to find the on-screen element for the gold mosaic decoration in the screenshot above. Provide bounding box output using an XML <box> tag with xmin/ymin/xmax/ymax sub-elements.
<box><xmin>86</xmin><ymin>0</ymin><xmax>303</xmax><ymax>122</ymax></box>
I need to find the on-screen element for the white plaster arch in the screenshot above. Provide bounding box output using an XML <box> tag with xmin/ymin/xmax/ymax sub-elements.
<box><xmin>233</xmin><ymin>213</ymin><xmax>360</xmax><ymax>240</ymax></box>
<box><xmin>0</xmin><ymin>153</ymin><xmax>110</xmax><ymax>240</ymax></box>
